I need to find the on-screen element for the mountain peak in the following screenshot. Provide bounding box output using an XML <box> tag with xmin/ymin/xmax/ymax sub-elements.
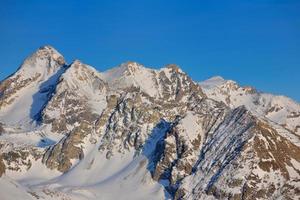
<box><xmin>0</xmin><ymin>46</ymin><xmax>66</xmax><ymax>126</ymax></box>
<box><xmin>61</xmin><ymin>59</ymin><xmax>103</xmax><ymax>89</ymax></box>
<box><xmin>100</xmin><ymin>61</ymin><xmax>145</xmax><ymax>83</ymax></box>
<box><xmin>209</xmin><ymin>75</ymin><xmax>225</xmax><ymax>81</ymax></box>
<box><xmin>164</xmin><ymin>64</ymin><xmax>183</xmax><ymax>73</ymax></box>
<box><xmin>34</xmin><ymin>45</ymin><xmax>65</xmax><ymax>65</ymax></box>
<box><xmin>14</xmin><ymin>45</ymin><xmax>65</xmax><ymax>80</ymax></box>
<box><xmin>199</xmin><ymin>76</ymin><xmax>227</xmax><ymax>89</ymax></box>
<box><xmin>122</xmin><ymin>61</ymin><xmax>141</xmax><ymax>71</ymax></box>
<box><xmin>38</xmin><ymin>45</ymin><xmax>58</xmax><ymax>52</ymax></box>
<box><xmin>117</xmin><ymin>61</ymin><xmax>144</xmax><ymax>76</ymax></box>
<box><xmin>70</xmin><ymin>59</ymin><xmax>85</xmax><ymax>67</ymax></box>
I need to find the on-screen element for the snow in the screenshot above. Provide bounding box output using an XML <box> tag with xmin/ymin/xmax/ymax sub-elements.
<box><xmin>1</xmin><ymin>46</ymin><xmax>300</xmax><ymax>200</ymax></box>
<box><xmin>8</xmin><ymin>156</ymin><xmax>61</xmax><ymax>186</ymax></box>
<box><xmin>66</xmin><ymin>156</ymin><xmax>165</xmax><ymax>200</ymax></box>
<box><xmin>178</xmin><ymin>111</ymin><xmax>203</xmax><ymax>142</ymax></box>
<box><xmin>13</xmin><ymin>46</ymin><xmax>64</xmax><ymax>80</ymax></box>
<box><xmin>199</xmin><ymin>76</ymin><xmax>226</xmax><ymax>89</ymax></box>
<box><xmin>0</xmin><ymin>176</ymin><xmax>34</xmax><ymax>200</ymax></box>
<box><xmin>12</xmin><ymin>147</ymin><xmax>165</xmax><ymax>200</ymax></box>
<box><xmin>100</xmin><ymin>62</ymin><xmax>160</xmax><ymax>97</ymax></box>
<box><xmin>0</xmin><ymin>46</ymin><xmax>66</xmax><ymax>129</ymax></box>
<box><xmin>179</xmin><ymin>107</ymin><xmax>255</xmax><ymax>200</ymax></box>
<box><xmin>0</xmin><ymin>84</ymin><xmax>40</xmax><ymax>126</ymax></box>
<box><xmin>0</xmin><ymin>118</ymin><xmax>170</xmax><ymax>199</ymax></box>
<box><xmin>200</xmin><ymin>76</ymin><xmax>300</xmax><ymax>136</ymax></box>
<box><xmin>0</xmin><ymin>124</ymin><xmax>64</xmax><ymax>149</ymax></box>
<box><xmin>100</xmin><ymin>62</ymin><xmax>191</xmax><ymax>100</ymax></box>
<box><xmin>38</xmin><ymin>59</ymin><xmax>108</xmax><ymax>125</ymax></box>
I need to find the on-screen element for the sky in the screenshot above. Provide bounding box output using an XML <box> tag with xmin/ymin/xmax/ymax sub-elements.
<box><xmin>0</xmin><ymin>0</ymin><xmax>299</xmax><ymax>101</ymax></box>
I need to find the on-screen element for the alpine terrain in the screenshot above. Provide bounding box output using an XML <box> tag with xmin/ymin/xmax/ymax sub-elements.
<box><xmin>0</xmin><ymin>46</ymin><xmax>299</xmax><ymax>200</ymax></box>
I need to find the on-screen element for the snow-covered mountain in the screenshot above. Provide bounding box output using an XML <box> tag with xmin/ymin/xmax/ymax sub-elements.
<box><xmin>0</xmin><ymin>46</ymin><xmax>66</xmax><ymax>128</ymax></box>
<box><xmin>199</xmin><ymin>76</ymin><xmax>300</xmax><ymax>136</ymax></box>
<box><xmin>0</xmin><ymin>46</ymin><xmax>299</xmax><ymax>200</ymax></box>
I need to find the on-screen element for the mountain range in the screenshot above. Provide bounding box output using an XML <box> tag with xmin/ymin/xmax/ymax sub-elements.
<box><xmin>0</xmin><ymin>46</ymin><xmax>299</xmax><ymax>200</ymax></box>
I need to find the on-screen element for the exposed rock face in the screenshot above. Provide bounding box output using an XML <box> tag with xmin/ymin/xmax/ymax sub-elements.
<box><xmin>97</xmin><ymin>92</ymin><xmax>159</xmax><ymax>155</ymax></box>
<box><xmin>175</xmin><ymin>106</ymin><xmax>256</xmax><ymax>199</ymax></box>
<box><xmin>43</xmin><ymin>123</ymin><xmax>89</xmax><ymax>172</ymax></box>
<box><xmin>199</xmin><ymin>76</ymin><xmax>300</xmax><ymax>136</ymax></box>
<box><xmin>174</xmin><ymin>114</ymin><xmax>300</xmax><ymax>200</ymax></box>
<box><xmin>0</xmin><ymin>123</ymin><xmax>4</xmax><ymax>135</ymax></box>
<box><xmin>0</xmin><ymin>46</ymin><xmax>299</xmax><ymax>200</ymax></box>
<box><xmin>0</xmin><ymin>155</ymin><xmax>5</xmax><ymax>177</ymax></box>
<box><xmin>100</xmin><ymin>61</ymin><xmax>205</xmax><ymax>101</ymax></box>
<box><xmin>151</xmin><ymin>100</ymin><xmax>228</xmax><ymax>194</ymax></box>
<box><xmin>42</xmin><ymin>60</ymin><xmax>105</xmax><ymax>134</ymax></box>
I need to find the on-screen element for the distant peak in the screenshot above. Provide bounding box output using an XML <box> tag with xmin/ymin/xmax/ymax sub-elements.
<box><xmin>208</xmin><ymin>76</ymin><xmax>225</xmax><ymax>81</ymax></box>
<box><xmin>101</xmin><ymin>61</ymin><xmax>146</xmax><ymax>83</ymax></box>
<box><xmin>199</xmin><ymin>76</ymin><xmax>227</xmax><ymax>89</ymax></box>
<box><xmin>67</xmin><ymin>59</ymin><xmax>98</xmax><ymax>73</ymax></box>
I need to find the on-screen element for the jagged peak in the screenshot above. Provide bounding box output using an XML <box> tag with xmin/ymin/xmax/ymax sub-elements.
<box><xmin>11</xmin><ymin>45</ymin><xmax>65</xmax><ymax>80</ymax></box>
<box><xmin>62</xmin><ymin>59</ymin><xmax>101</xmax><ymax>80</ymax></box>
<box><xmin>38</xmin><ymin>45</ymin><xmax>60</xmax><ymax>54</ymax></box>
<box><xmin>221</xmin><ymin>80</ymin><xmax>258</xmax><ymax>94</ymax></box>
<box><xmin>199</xmin><ymin>76</ymin><xmax>258</xmax><ymax>94</ymax></box>
<box><xmin>200</xmin><ymin>76</ymin><xmax>230</xmax><ymax>90</ymax></box>
<box><xmin>58</xmin><ymin>59</ymin><xmax>107</xmax><ymax>94</ymax></box>
<box><xmin>69</xmin><ymin>59</ymin><xmax>87</xmax><ymax>69</ymax></box>
<box><xmin>156</xmin><ymin>64</ymin><xmax>178</xmax><ymax>76</ymax></box>
<box><xmin>100</xmin><ymin>62</ymin><xmax>148</xmax><ymax>85</ymax></box>
<box><xmin>121</xmin><ymin>61</ymin><xmax>143</xmax><ymax>73</ymax></box>
<box><xmin>163</xmin><ymin>64</ymin><xmax>184</xmax><ymax>73</ymax></box>
<box><xmin>208</xmin><ymin>76</ymin><xmax>225</xmax><ymax>82</ymax></box>
<box><xmin>102</xmin><ymin>61</ymin><xmax>146</xmax><ymax>80</ymax></box>
<box><xmin>158</xmin><ymin>64</ymin><xmax>187</xmax><ymax>81</ymax></box>
<box><xmin>67</xmin><ymin>59</ymin><xmax>98</xmax><ymax>72</ymax></box>
<box><xmin>102</xmin><ymin>62</ymin><xmax>188</xmax><ymax>83</ymax></box>
<box><xmin>26</xmin><ymin>45</ymin><xmax>65</xmax><ymax>66</ymax></box>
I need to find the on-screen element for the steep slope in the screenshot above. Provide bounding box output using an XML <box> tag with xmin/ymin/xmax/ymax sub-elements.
<box><xmin>176</xmin><ymin>119</ymin><xmax>300</xmax><ymax>199</ymax></box>
<box><xmin>0</xmin><ymin>46</ymin><xmax>300</xmax><ymax>200</ymax></box>
<box><xmin>200</xmin><ymin>76</ymin><xmax>300</xmax><ymax>135</ymax></box>
<box><xmin>0</xmin><ymin>46</ymin><xmax>66</xmax><ymax>128</ymax></box>
<box><xmin>42</xmin><ymin>60</ymin><xmax>107</xmax><ymax>134</ymax></box>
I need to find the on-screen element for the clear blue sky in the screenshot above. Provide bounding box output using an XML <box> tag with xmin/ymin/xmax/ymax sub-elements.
<box><xmin>0</xmin><ymin>0</ymin><xmax>299</xmax><ymax>101</ymax></box>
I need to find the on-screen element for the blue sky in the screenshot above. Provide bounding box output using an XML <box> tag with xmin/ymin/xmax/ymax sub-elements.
<box><xmin>0</xmin><ymin>0</ymin><xmax>299</xmax><ymax>101</ymax></box>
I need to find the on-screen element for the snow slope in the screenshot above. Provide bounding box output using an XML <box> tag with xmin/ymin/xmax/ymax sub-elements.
<box><xmin>0</xmin><ymin>46</ymin><xmax>66</xmax><ymax>128</ymax></box>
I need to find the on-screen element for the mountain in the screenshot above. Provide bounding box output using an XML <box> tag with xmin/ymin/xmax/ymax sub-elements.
<box><xmin>0</xmin><ymin>46</ymin><xmax>66</xmax><ymax>128</ymax></box>
<box><xmin>0</xmin><ymin>46</ymin><xmax>299</xmax><ymax>200</ymax></box>
<box><xmin>199</xmin><ymin>76</ymin><xmax>300</xmax><ymax>136</ymax></box>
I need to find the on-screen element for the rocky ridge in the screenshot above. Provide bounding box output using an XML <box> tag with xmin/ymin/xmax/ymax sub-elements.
<box><xmin>0</xmin><ymin>46</ymin><xmax>299</xmax><ymax>200</ymax></box>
